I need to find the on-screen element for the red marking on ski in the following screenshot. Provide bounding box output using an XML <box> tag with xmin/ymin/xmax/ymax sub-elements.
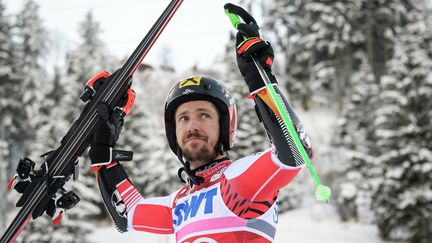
<box><xmin>9</xmin><ymin>214</ymin><xmax>32</xmax><ymax>243</ymax></box>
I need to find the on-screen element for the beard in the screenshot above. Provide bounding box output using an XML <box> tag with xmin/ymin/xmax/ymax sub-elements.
<box><xmin>182</xmin><ymin>143</ymin><xmax>218</xmax><ymax>165</ymax></box>
<box><xmin>181</xmin><ymin>131</ymin><xmax>218</xmax><ymax>166</ymax></box>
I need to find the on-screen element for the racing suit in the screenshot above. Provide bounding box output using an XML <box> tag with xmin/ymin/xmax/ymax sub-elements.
<box><xmin>95</xmin><ymin>86</ymin><xmax>312</xmax><ymax>243</ymax></box>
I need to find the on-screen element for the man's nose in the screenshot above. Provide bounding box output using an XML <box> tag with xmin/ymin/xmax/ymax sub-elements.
<box><xmin>186</xmin><ymin>118</ymin><xmax>200</xmax><ymax>131</ymax></box>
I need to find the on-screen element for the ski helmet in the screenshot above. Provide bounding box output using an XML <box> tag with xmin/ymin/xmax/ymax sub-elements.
<box><xmin>164</xmin><ymin>76</ymin><xmax>237</xmax><ymax>156</ymax></box>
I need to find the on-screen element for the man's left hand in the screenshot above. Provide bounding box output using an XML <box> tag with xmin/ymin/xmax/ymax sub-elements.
<box><xmin>235</xmin><ymin>22</ymin><xmax>277</xmax><ymax>93</ymax></box>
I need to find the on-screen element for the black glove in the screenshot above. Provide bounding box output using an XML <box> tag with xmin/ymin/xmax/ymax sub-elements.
<box><xmin>236</xmin><ymin>21</ymin><xmax>277</xmax><ymax>93</ymax></box>
<box><xmin>89</xmin><ymin>103</ymin><xmax>125</xmax><ymax>167</ymax></box>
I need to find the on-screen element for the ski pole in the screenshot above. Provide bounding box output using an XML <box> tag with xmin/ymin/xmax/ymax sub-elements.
<box><xmin>224</xmin><ymin>4</ymin><xmax>331</xmax><ymax>202</ymax></box>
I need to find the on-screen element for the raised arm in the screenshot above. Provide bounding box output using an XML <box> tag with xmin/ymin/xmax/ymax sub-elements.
<box><xmin>220</xmin><ymin>4</ymin><xmax>314</xmax><ymax>217</ymax></box>
<box><xmin>89</xmin><ymin>102</ymin><xmax>174</xmax><ymax>234</ymax></box>
<box><xmin>232</xmin><ymin>11</ymin><xmax>313</xmax><ymax>166</ymax></box>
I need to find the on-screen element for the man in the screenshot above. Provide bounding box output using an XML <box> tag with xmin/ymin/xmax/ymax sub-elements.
<box><xmin>89</xmin><ymin>12</ymin><xmax>313</xmax><ymax>243</ymax></box>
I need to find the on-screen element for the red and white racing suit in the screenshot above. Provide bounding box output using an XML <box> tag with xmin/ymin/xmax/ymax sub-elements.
<box><xmin>95</xmin><ymin>87</ymin><xmax>311</xmax><ymax>242</ymax></box>
<box><xmin>115</xmin><ymin>149</ymin><xmax>302</xmax><ymax>242</ymax></box>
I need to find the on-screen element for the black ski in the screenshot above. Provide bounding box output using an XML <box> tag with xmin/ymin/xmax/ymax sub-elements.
<box><xmin>0</xmin><ymin>1</ymin><xmax>184</xmax><ymax>242</ymax></box>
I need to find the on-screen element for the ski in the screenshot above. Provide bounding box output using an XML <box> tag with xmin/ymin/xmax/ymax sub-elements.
<box><xmin>0</xmin><ymin>1</ymin><xmax>184</xmax><ymax>242</ymax></box>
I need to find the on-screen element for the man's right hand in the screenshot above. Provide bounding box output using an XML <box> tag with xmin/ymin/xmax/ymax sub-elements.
<box><xmin>89</xmin><ymin>103</ymin><xmax>124</xmax><ymax>167</ymax></box>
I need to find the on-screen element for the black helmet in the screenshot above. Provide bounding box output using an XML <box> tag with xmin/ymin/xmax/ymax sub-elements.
<box><xmin>164</xmin><ymin>76</ymin><xmax>237</xmax><ymax>156</ymax></box>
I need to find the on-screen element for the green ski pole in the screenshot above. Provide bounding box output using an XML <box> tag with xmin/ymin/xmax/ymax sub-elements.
<box><xmin>224</xmin><ymin>3</ymin><xmax>331</xmax><ymax>202</ymax></box>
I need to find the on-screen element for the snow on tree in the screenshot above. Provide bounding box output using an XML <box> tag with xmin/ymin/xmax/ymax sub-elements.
<box><xmin>4</xmin><ymin>1</ymin><xmax>57</xmax><ymax>241</ymax></box>
<box><xmin>139</xmin><ymin>127</ymin><xmax>183</xmax><ymax>197</ymax></box>
<box><xmin>32</xmin><ymin>66</ymin><xmax>70</xmax><ymax>153</ymax></box>
<box><xmin>17</xmin><ymin>66</ymin><xmax>92</xmax><ymax>243</ymax></box>
<box><xmin>369</xmin><ymin>4</ymin><xmax>432</xmax><ymax>241</ymax></box>
<box><xmin>332</xmin><ymin>53</ymin><xmax>381</xmax><ymax>222</ymax></box>
<box><xmin>0</xmin><ymin>0</ymin><xmax>59</xmax><ymax>238</ymax></box>
<box><xmin>5</xmin><ymin>1</ymin><xmax>91</xmax><ymax>242</ymax></box>
<box><xmin>59</xmin><ymin>9</ymin><xmax>117</xmax><ymax>231</ymax></box>
<box><xmin>13</xmin><ymin>0</ymin><xmax>48</xmax><ymax>153</ymax></box>
<box><xmin>0</xmin><ymin>0</ymin><xmax>15</xmax><ymax>229</ymax></box>
<box><xmin>64</xmin><ymin>10</ymin><xmax>117</xmax><ymax>121</ymax></box>
<box><xmin>262</xmin><ymin>0</ymin><xmax>404</xmax><ymax>111</ymax></box>
<box><xmin>66</xmin><ymin>10</ymin><xmax>118</xmax><ymax>221</ymax></box>
<box><xmin>262</xmin><ymin>0</ymin><xmax>350</xmax><ymax>109</ymax></box>
<box><xmin>304</xmin><ymin>0</ymin><xmax>425</xmax><ymax>224</ymax></box>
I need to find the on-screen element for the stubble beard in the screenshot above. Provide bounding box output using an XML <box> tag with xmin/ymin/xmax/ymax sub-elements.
<box><xmin>182</xmin><ymin>144</ymin><xmax>218</xmax><ymax>168</ymax></box>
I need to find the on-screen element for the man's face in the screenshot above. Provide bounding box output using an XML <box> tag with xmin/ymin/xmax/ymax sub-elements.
<box><xmin>175</xmin><ymin>100</ymin><xmax>220</xmax><ymax>168</ymax></box>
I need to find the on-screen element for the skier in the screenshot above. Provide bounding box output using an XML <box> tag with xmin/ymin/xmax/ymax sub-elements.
<box><xmin>89</xmin><ymin>12</ymin><xmax>313</xmax><ymax>243</ymax></box>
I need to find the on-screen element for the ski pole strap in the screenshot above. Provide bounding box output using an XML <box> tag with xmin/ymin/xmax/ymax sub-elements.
<box><xmin>236</xmin><ymin>37</ymin><xmax>263</xmax><ymax>55</ymax></box>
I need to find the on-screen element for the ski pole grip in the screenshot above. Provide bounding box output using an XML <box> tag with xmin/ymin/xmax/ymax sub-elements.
<box><xmin>224</xmin><ymin>3</ymin><xmax>257</xmax><ymax>28</ymax></box>
<box><xmin>224</xmin><ymin>8</ymin><xmax>241</xmax><ymax>28</ymax></box>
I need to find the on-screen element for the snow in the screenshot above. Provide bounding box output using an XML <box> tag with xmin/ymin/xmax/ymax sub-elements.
<box><xmin>274</xmin><ymin>203</ymin><xmax>382</xmax><ymax>243</ymax></box>
<box><xmin>340</xmin><ymin>183</ymin><xmax>357</xmax><ymax>199</ymax></box>
<box><xmin>90</xmin><ymin>201</ymin><xmax>384</xmax><ymax>243</ymax></box>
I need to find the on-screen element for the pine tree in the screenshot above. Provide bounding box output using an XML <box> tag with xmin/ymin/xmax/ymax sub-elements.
<box><xmin>263</xmin><ymin>0</ymin><xmax>348</xmax><ymax>109</ymax></box>
<box><xmin>8</xmin><ymin>2</ymin><xmax>91</xmax><ymax>242</ymax></box>
<box><xmin>333</xmin><ymin>54</ymin><xmax>381</xmax><ymax>221</ymax></box>
<box><xmin>0</xmin><ymin>0</ymin><xmax>15</xmax><ymax>229</ymax></box>
<box><xmin>9</xmin><ymin>0</ymin><xmax>49</xmax><ymax>241</ymax></box>
<box><xmin>21</xmin><ymin>66</ymin><xmax>92</xmax><ymax>243</ymax></box>
<box><xmin>0</xmin><ymin>0</ymin><xmax>26</xmax><ymax>181</ymax></box>
<box><xmin>33</xmin><ymin>66</ymin><xmax>69</xmax><ymax>153</ymax></box>
<box><xmin>262</xmin><ymin>0</ymin><xmax>404</xmax><ymax>111</ymax></box>
<box><xmin>62</xmin><ymin>13</ymin><xmax>116</xmax><ymax>219</ymax></box>
<box><xmin>64</xmin><ymin>10</ymin><xmax>116</xmax><ymax>121</ymax></box>
<box><xmin>140</xmin><ymin>128</ymin><xmax>183</xmax><ymax>197</ymax></box>
<box><xmin>63</xmin><ymin>11</ymin><xmax>120</xmax><ymax>224</ymax></box>
<box><xmin>13</xmin><ymin>0</ymin><xmax>48</xmax><ymax>157</ymax></box>
<box><xmin>370</xmin><ymin>3</ymin><xmax>432</xmax><ymax>241</ymax></box>
<box><xmin>317</xmin><ymin>0</ymin><xmax>423</xmax><ymax>222</ymax></box>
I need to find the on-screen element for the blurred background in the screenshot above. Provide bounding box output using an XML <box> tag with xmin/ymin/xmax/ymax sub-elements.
<box><xmin>0</xmin><ymin>0</ymin><xmax>431</xmax><ymax>242</ymax></box>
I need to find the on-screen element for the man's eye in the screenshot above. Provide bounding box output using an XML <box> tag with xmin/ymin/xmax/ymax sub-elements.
<box><xmin>178</xmin><ymin>116</ymin><xmax>188</xmax><ymax>122</ymax></box>
<box><xmin>201</xmin><ymin>113</ymin><xmax>210</xmax><ymax>119</ymax></box>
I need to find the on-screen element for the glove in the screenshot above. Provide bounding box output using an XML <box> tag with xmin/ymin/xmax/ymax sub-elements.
<box><xmin>236</xmin><ymin>22</ymin><xmax>277</xmax><ymax>93</ymax></box>
<box><xmin>89</xmin><ymin>102</ymin><xmax>124</xmax><ymax>167</ymax></box>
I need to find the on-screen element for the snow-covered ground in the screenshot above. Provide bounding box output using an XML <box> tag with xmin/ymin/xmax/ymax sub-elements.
<box><xmin>90</xmin><ymin>201</ymin><xmax>385</xmax><ymax>243</ymax></box>
<box><xmin>274</xmin><ymin>201</ymin><xmax>383</xmax><ymax>243</ymax></box>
